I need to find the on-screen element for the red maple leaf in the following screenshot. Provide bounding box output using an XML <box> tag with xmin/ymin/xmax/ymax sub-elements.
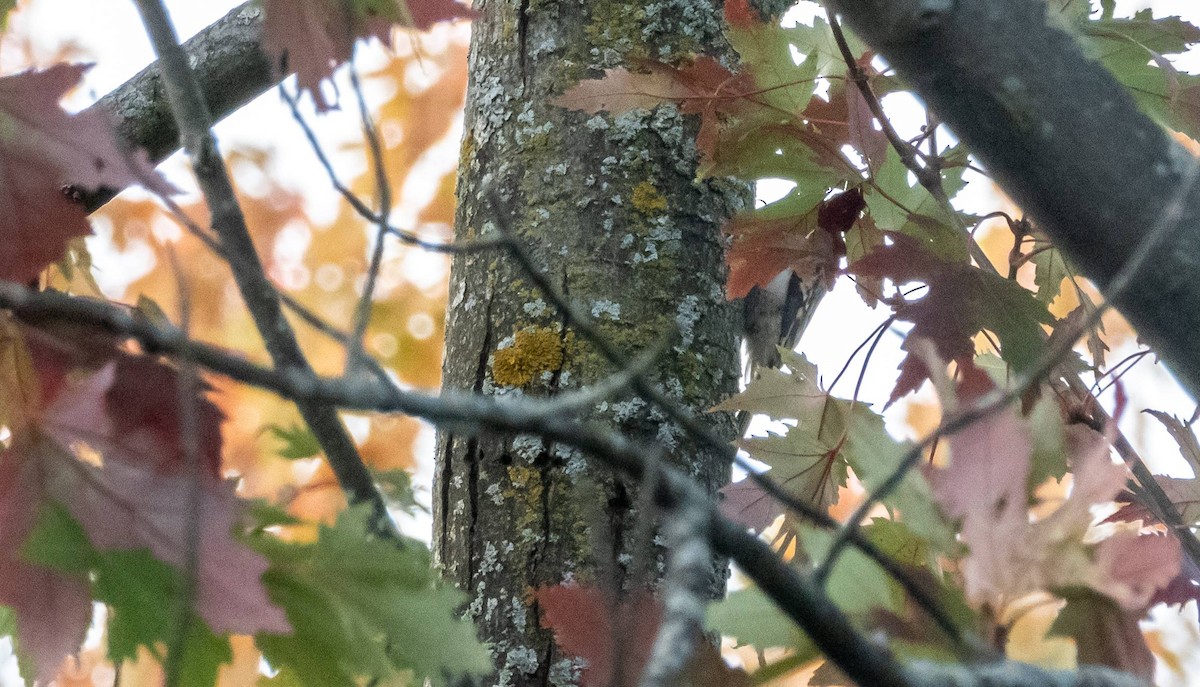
<box><xmin>0</xmin><ymin>331</ymin><xmax>288</xmax><ymax>679</ymax></box>
<box><xmin>0</xmin><ymin>64</ymin><xmax>172</xmax><ymax>283</ymax></box>
<box><xmin>928</xmin><ymin>373</ymin><xmax>1179</xmax><ymax>612</ymax></box>
<box><xmin>725</xmin><ymin>209</ymin><xmax>838</xmax><ymax>299</ymax></box>
<box><xmin>802</xmin><ymin>69</ymin><xmax>888</xmax><ymax>173</ymax></box>
<box><xmin>555</xmin><ymin>55</ymin><xmax>775</xmax><ymax>169</ymax></box>
<box><xmin>536</xmin><ymin>586</ymin><xmax>660</xmax><ymax>687</ymax></box>
<box><xmin>719</xmin><ymin>477</ymin><xmax>783</xmax><ymax>532</ymax></box>
<box><xmin>0</xmin><ymin>447</ymin><xmax>91</xmax><ymax>684</ymax></box>
<box><xmin>725</xmin><ymin>188</ymin><xmax>862</xmax><ymax>299</ymax></box>
<box><xmin>555</xmin><ymin>56</ymin><xmax>752</xmax><ymax>140</ymax></box>
<box><xmin>264</xmin><ymin>0</ymin><xmax>474</xmax><ymax>112</ymax></box>
<box><xmin>536</xmin><ymin>585</ymin><xmax>747</xmax><ymax>687</ymax></box>
<box><xmin>723</xmin><ymin>0</ymin><xmax>760</xmax><ymax>28</ymax></box>
<box><xmin>849</xmin><ymin>233</ymin><xmax>1053</xmax><ymax>404</ymax></box>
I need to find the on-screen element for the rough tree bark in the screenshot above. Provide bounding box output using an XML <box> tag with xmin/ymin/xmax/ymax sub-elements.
<box><xmin>434</xmin><ymin>1</ymin><xmax>746</xmax><ymax>684</ymax></box>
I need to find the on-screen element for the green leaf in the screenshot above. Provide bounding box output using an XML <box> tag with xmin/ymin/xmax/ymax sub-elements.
<box><xmin>245</xmin><ymin>498</ymin><xmax>304</xmax><ymax>533</ymax></box>
<box><xmin>854</xmin><ymin>521</ymin><xmax>979</xmax><ymax>662</ymax></box>
<box><xmin>1030</xmin><ymin>243</ymin><xmax>1071</xmax><ymax>305</ymax></box>
<box><xmin>711</xmin><ymin>359</ymin><xmax>823</xmax><ymax>418</ymax></box>
<box><xmin>174</xmin><ymin>623</ymin><xmax>235</xmax><ymax>687</ymax></box>
<box><xmin>865</xmin><ymin>147</ymin><xmax>968</xmax><ymax>260</ymax></box>
<box><xmin>91</xmin><ymin>548</ymin><xmax>233</xmax><ymax>687</ymax></box>
<box><xmin>255</xmin><ymin>506</ymin><xmax>490</xmax><ymax>687</ymax></box>
<box><xmin>1048</xmin><ymin>587</ymin><xmax>1154</xmax><ymax>680</ymax></box>
<box><xmin>708</xmin><ymin>587</ymin><xmax>816</xmax><ymax>656</ymax></box>
<box><xmin>266</xmin><ymin>423</ymin><xmax>322</xmax><ymax>460</ymax></box>
<box><xmin>707</xmin><ymin>125</ymin><xmax>849</xmax><ymax>188</ymax></box>
<box><xmin>739</xmin><ymin>429</ymin><xmax>847</xmax><ymax>513</ymax></box>
<box><xmin>1145</xmin><ymin>410</ymin><xmax>1200</xmax><ymax>475</ymax></box>
<box><xmin>720</xmin><ymin>353</ymin><xmax>954</xmax><ymax>548</ymax></box>
<box><xmin>261</xmin><ymin>664</ymin><xmax>308</xmax><ymax>686</ymax></box>
<box><xmin>973</xmin><ymin>270</ymin><xmax>1058</xmax><ymax>373</ymax></box>
<box><xmin>1089</xmin><ymin>10</ymin><xmax>1200</xmax><ymax>56</ymax></box>
<box><xmin>0</xmin><ymin>2</ymin><xmax>15</xmax><ymax>32</ymax></box>
<box><xmin>787</xmin><ymin>16</ymin><xmax>870</xmax><ymax>78</ymax></box>
<box><xmin>94</xmin><ymin>548</ymin><xmax>180</xmax><ymax>661</ymax></box>
<box><xmin>721</xmin><ymin>353</ymin><xmax>850</xmax><ymax>513</ymax></box>
<box><xmin>840</xmin><ymin>409</ymin><xmax>955</xmax><ymax>549</ymax></box>
<box><xmin>98</xmin><ymin>547</ymin><xmax>232</xmax><ymax>687</ymax></box>
<box><xmin>1085</xmin><ymin>10</ymin><xmax>1200</xmax><ymax>141</ymax></box>
<box><xmin>22</xmin><ymin>504</ymin><xmax>232</xmax><ymax>684</ymax></box>
<box><xmin>727</xmin><ymin>20</ymin><xmax>820</xmax><ymax>115</ymax></box>
<box><xmin>1046</xmin><ymin>0</ymin><xmax>1092</xmax><ymax>29</ymax></box>
<box><xmin>21</xmin><ymin>502</ymin><xmax>92</xmax><ymax>574</ymax></box>
<box><xmin>136</xmin><ymin>294</ymin><xmax>174</xmax><ymax>329</ymax></box>
<box><xmin>1028</xmin><ymin>397</ymin><xmax>1070</xmax><ymax>489</ymax></box>
<box><xmin>0</xmin><ymin>604</ymin><xmax>31</xmax><ymax>682</ymax></box>
<box><xmin>373</xmin><ymin>469</ymin><xmax>427</xmax><ymax>515</ymax></box>
<box><xmin>861</xmin><ymin>518</ymin><xmax>929</xmax><ymax>568</ymax></box>
<box><xmin>803</xmin><ymin>528</ymin><xmax>898</xmax><ymax>615</ymax></box>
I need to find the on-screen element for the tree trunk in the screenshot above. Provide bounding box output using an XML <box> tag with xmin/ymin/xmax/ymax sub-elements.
<box><xmin>435</xmin><ymin>1</ymin><xmax>745</xmax><ymax>684</ymax></box>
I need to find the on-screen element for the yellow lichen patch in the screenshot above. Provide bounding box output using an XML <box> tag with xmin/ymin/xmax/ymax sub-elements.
<box><xmin>631</xmin><ymin>181</ymin><xmax>668</xmax><ymax>215</ymax></box>
<box><xmin>459</xmin><ymin>131</ymin><xmax>475</xmax><ymax>170</ymax></box>
<box><xmin>506</xmin><ymin>465</ymin><xmax>546</xmax><ymax>531</ymax></box>
<box><xmin>493</xmin><ymin>327</ymin><xmax>565</xmax><ymax>387</ymax></box>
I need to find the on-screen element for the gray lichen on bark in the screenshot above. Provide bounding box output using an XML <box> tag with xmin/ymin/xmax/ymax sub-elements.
<box><xmin>435</xmin><ymin>1</ymin><xmax>746</xmax><ymax>685</ymax></box>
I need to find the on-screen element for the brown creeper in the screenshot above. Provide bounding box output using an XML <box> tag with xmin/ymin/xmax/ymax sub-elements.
<box><xmin>743</xmin><ymin>269</ymin><xmax>822</xmax><ymax>373</ymax></box>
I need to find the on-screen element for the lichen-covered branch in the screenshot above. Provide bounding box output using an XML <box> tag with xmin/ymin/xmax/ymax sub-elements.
<box><xmin>0</xmin><ymin>280</ymin><xmax>1149</xmax><ymax>687</ymax></box>
<box><xmin>85</xmin><ymin>2</ymin><xmax>272</xmax><ymax>211</ymax></box>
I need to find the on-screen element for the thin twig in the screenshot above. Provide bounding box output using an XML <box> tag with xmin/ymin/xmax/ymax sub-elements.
<box><xmin>129</xmin><ymin>159</ymin><xmax>388</xmax><ymax>366</ymax></box>
<box><xmin>826</xmin><ymin>8</ymin><xmax>1200</xmax><ymax>578</ymax></box>
<box><xmin>484</xmin><ymin>196</ymin><xmax>971</xmax><ymax>642</ymax></box>
<box><xmin>828</xmin><ymin>11</ymin><xmax>932</xmax><ymax>189</ymax></box>
<box><xmin>163</xmin><ymin>250</ymin><xmax>201</xmax><ymax>687</ymax></box>
<box><xmin>132</xmin><ymin>0</ymin><xmax>399</xmax><ymax>541</ymax></box>
<box><xmin>345</xmin><ymin>59</ymin><xmax>393</xmax><ymax>372</ymax></box>
<box><xmin>816</xmin><ymin>151</ymin><xmax>1200</xmax><ymax>582</ymax></box>
<box><xmin>279</xmin><ymin>83</ymin><xmax>505</xmax><ymax>254</ymax></box>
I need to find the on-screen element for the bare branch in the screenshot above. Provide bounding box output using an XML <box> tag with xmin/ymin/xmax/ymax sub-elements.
<box><xmin>279</xmin><ymin>83</ymin><xmax>506</xmax><ymax>254</ymax></box>
<box><xmin>825</xmin><ymin>6</ymin><xmax>1200</xmax><ymax>577</ymax></box>
<box><xmin>345</xmin><ymin>60</ymin><xmax>394</xmax><ymax>372</ymax></box>
<box><xmin>131</xmin><ymin>0</ymin><xmax>398</xmax><ymax>540</ymax></box>
<box><xmin>817</xmin><ymin>155</ymin><xmax>1200</xmax><ymax>580</ymax></box>
<box><xmin>0</xmin><ymin>280</ymin><xmax>1147</xmax><ymax>687</ymax></box>
<box><xmin>85</xmin><ymin>2</ymin><xmax>272</xmax><ymax>212</ymax></box>
<box><xmin>638</xmin><ymin>497</ymin><xmax>712</xmax><ymax>687</ymax></box>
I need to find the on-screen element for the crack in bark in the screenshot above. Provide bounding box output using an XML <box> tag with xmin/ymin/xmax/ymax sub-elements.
<box><xmin>438</xmin><ymin>437</ymin><xmax>454</xmax><ymax>563</ymax></box>
<box><xmin>524</xmin><ymin>270</ymin><xmax>575</xmax><ymax>679</ymax></box>
<box><xmin>464</xmin><ymin>285</ymin><xmax>496</xmax><ymax>587</ymax></box>
<box><xmin>516</xmin><ymin>0</ymin><xmax>530</xmax><ymax>88</ymax></box>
